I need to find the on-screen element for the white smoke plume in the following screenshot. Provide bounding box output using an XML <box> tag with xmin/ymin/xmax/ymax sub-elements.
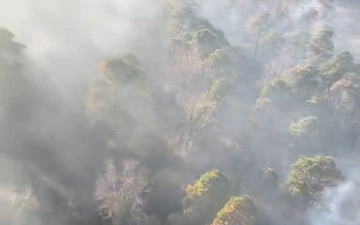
<box><xmin>309</xmin><ymin>166</ymin><xmax>360</xmax><ymax>225</ymax></box>
<box><xmin>0</xmin><ymin>0</ymin><xmax>165</xmax><ymax>98</ymax></box>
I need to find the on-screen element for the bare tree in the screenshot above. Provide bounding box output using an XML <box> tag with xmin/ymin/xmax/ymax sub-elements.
<box><xmin>95</xmin><ymin>160</ymin><xmax>150</xmax><ymax>225</ymax></box>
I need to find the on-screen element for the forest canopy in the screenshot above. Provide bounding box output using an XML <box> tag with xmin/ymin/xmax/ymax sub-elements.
<box><xmin>1</xmin><ymin>0</ymin><xmax>360</xmax><ymax>225</ymax></box>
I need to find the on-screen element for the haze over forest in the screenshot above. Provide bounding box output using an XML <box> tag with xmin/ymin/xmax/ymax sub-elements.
<box><xmin>0</xmin><ymin>0</ymin><xmax>360</xmax><ymax>225</ymax></box>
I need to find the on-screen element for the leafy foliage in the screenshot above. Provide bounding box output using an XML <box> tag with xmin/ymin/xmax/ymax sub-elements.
<box><xmin>4</xmin><ymin>0</ymin><xmax>360</xmax><ymax>225</ymax></box>
<box><xmin>287</xmin><ymin>156</ymin><xmax>343</xmax><ymax>206</ymax></box>
<box><xmin>211</xmin><ymin>196</ymin><xmax>256</xmax><ymax>225</ymax></box>
<box><xmin>183</xmin><ymin>170</ymin><xmax>231</xmax><ymax>225</ymax></box>
<box><xmin>308</xmin><ymin>26</ymin><xmax>334</xmax><ymax>58</ymax></box>
<box><xmin>185</xmin><ymin>170</ymin><xmax>230</xmax><ymax>200</ymax></box>
<box><xmin>289</xmin><ymin>116</ymin><xmax>318</xmax><ymax>137</ymax></box>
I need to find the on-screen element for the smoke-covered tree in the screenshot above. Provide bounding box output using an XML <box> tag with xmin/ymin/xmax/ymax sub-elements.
<box><xmin>287</xmin><ymin>156</ymin><xmax>343</xmax><ymax>208</ymax></box>
<box><xmin>0</xmin><ymin>27</ymin><xmax>24</xmax><ymax>69</ymax></box>
<box><xmin>320</xmin><ymin>51</ymin><xmax>358</xmax><ymax>86</ymax></box>
<box><xmin>289</xmin><ymin>116</ymin><xmax>318</xmax><ymax>137</ymax></box>
<box><xmin>100</xmin><ymin>54</ymin><xmax>146</xmax><ymax>84</ymax></box>
<box><xmin>248</xmin><ymin>13</ymin><xmax>275</xmax><ymax>59</ymax></box>
<box><xmin>308</xmin><ymin>26</ymin><xmax>334</xmax><ymax>59</ymax></box>
<box><xmin>95</xmin><ymin>160</ymin><xmax>150</xmax><ymax>225</ymax></box>
<box><xmin>4</xmin><ymin>1</ymin><xmax>360</xmax><ymax>225</ymax></box>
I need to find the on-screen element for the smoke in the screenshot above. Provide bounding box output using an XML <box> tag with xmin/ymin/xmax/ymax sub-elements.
<box><xmin>309</xmin><ymin>167</ymin><xmax>360</xmax><ymax>225</ymax></box>
<box><xmin>0</xmin><ymin>0</ymin><xmax>167</xmax><ymax>224</ymax></box>
<box><xmin>0</xmin><ymin>0</ymin><xmax>165</xmax><ymax>98</ymax></box>
<box><xmin>1</xmin><ymin>0</ymin><xmax>360</xmax><ymax>225</ymax></box>
<box><xmin>194</xmin><ymin>0</ymin><xmax>360</xmax><ymax>60</ymax></box>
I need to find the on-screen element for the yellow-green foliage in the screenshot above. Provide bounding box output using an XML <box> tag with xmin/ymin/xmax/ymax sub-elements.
<box><xmin>259</xmin><ymin>64</ymin><xmax>321</xmax><ymax>108</ymax></box>
<box><xmin>290</xmin><ymin>64</ymin><xmax>318</xmax><ymax>87</ymax></box>
<box><xmin>185</xmin><ymin>170</ymin><xmax>230</xmax><ymax>200</ymax></box>
<box><xmin>255</xmin><ymin>96</ymin><xmax>272</xmax><ymax>109</ymax></box>
<box><xmin>186</xmin><ymin>78</ymin><xmax>228</xmax><ymax>136</ymax></box>
<box><xmin>287</xmin><ymin>156</ymin><xmax>343</xmax><ymax>197</ymax></box>
<box><xmin>189</xmin><ymin>29</ymin><xmax>219</xmax><ymax>45</ymax></box>
<box><xmin>211</xmin><ymin>196</ymin><xmax>256</xmax><ymax>225</ymax></box>
<box><xmin>207</xmin><ymin>49</ymin><xmax>229</xmax><ymax>68</ymax></box>
<box><xmin>289</xmin><ymin>116</ymin><xmax>318</xmax><ymax>137</ymax></box>
<box><xmin>308</xmin><ymin>26</ymin><xmax>334</xmax><ymax>56</ymax></box>
<box><xmin>207</xmin><ymin>78</ymin><xmax>228</xmax><ymax>101</ymax></box>
<box><xmin>259</xmin><ymin>78</ymin><xmax>292</xmax><ymax>98</ymax></box>
<box><xmin>320</xmin><ymin>51</ymin><xmax>356</xmax><ymax>84</ymax></box>
<box><xmin>330</xmin><ymin>73</ymin><xmax>360</xmax><ymax>111</ymax></box>
<box><xmin>166</xmin><ymin>0</ymin><xmax>208</xmax><ymax>40</ymax></box>
<box><xmin>166</xmin><ymin>0</ymin><xmax>228</xmax><ymax>56</ymax></box>
<box><xmin>183</xmin><ymin>170</ymin><xmax>231</xmax><ymax>225</ymax></box>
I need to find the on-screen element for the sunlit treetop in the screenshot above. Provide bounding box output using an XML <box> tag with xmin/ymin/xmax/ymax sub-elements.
<box><xmin>207</xmin><ymin>49</ymin><xmax>230</xmax><ymax>69</ymax></box>
<box><xmin>185</xmin><ymin>170</ymin><xmax>230</xmax><ymax>200</ymax></box>
<box><xmin>330</xmin><ymin>72</ymin><xmax>360</xmax><ymax>112</ymax></box>
<box><xmin>257</xmin><ymin>76</ymin><xmax>294</xmax><ymax>110</ymax></box>
<box><xmin>211</xmin><ymin>196</ymin><xmax>256</xmax><ymax>225</ymax></box>
<box><xmin>308</xmin><ymin>26</ymin><xmax>334</xmax><ymax>58</ymax></box>
<box><xmin>186</xmin><ymin>77</ymin><xmax>229</xmax><ymax>136</ymax></box>
<box><xmin>289</xmin><ymin>64</ymin><xmax>319</xmax><ymax>87</ymax></box>
<box><xmin>182</xmin><ymin>170</ymin><xmax>231</xmax><ymax>225</ymax></box>
<box><xmin>206</xmin><ymin>78</ymin><xmax>229</xmax><ymax>101</ymax></box>
<box><xmin>287</xmin><ymin>155</ymin><xmax>343</xmax><ymax>206</ymax></box>
<box><xmin>166</xmin><ymin>0</ymin><xmax>229</xmax><ymax>56</ymax></box>
<box><xmin>320</xmin><ymin>51</ymin><xmax>359</xmax><ymax>85</ymax></box>
<box><xmin>289</xmin><ymin>116</ymin><xmax>318</xmax><ymax>137</ymax></box>
<box><xmin>258</xmin><ymin>63</ymin><xmax>322</xmax><ymax>109</ymax></box>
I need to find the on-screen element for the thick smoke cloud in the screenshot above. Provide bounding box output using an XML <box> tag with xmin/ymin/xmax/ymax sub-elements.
<box><xmin>0</xmin><ymin>0</ymin><xmax>166</xmax><ymax>224</ymax></box>
<box><xmin>0</xmin><ymin>0</ymin><xmax>165</xmax><ymax>98</ymax></box>
<box><xmin>195</xmin><ymin>0</ymin><xmax>360</xmax><ymax>60</ymax></box>
<box><xmin>1</xmin><ymin>0</ymin><xmax>360</xmax><ymax>225</ymax></box>
<box><xmin>309</xmin><ymin>167</ymin><xmax>360</xmax><ymax>225</ymax></box>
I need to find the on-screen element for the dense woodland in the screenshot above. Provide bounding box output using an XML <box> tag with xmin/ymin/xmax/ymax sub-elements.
<box><xmin>1</xmin><ymin>0</ymin><xmax>360</xmax><ymax>225</ymax></box>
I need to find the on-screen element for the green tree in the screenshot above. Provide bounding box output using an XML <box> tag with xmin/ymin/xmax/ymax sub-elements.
<box><xmin>289</xmin><ymin>116</ymin><xmax>318</xmax><ymax>137</ymax></box>
<box><xmin>211</xmin><ymin>196</ymin><xmax>256</xmax><ymax>225</ymax></box>
<box><xmin>183</xmin><ymin>170</ymin><xmax>231</xmax><ymax>225</ymax></box>
<box><xmin>287</xmin><ymin>156</ymin><xmax>343</xmax><ymax>207</ymax></box>
<box><xmin>248</xmin><ymin>13</ymin><xmax>274</xmax><ymax>58</ymax></box>
<box><xmin>257</xmin><ymin>77</ymin><xmax>293</xmax><ymax>110</ymax></box>
<box><xmin>308</xmin><ymin>26</ymin><xmax>334</xmax><ymax>59</ymax></box>
<box><xmin>180</xmin><ymin>78</ymin><xmax>229</xmax><ymax>153</ymax></box>
<box><xmin>320</xmin><ymin>51</ymin><xmax>358</xmax><ymax>86</ymax></box>
<box><xmin>330</xmin><ymin>73</ymin><xmax>360</xmax><ymax>112</ymax></box>
<box><xmin>330</xmin><ymin>73</ymin><xmax>360</xmax><ymax>150</ymax></box>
